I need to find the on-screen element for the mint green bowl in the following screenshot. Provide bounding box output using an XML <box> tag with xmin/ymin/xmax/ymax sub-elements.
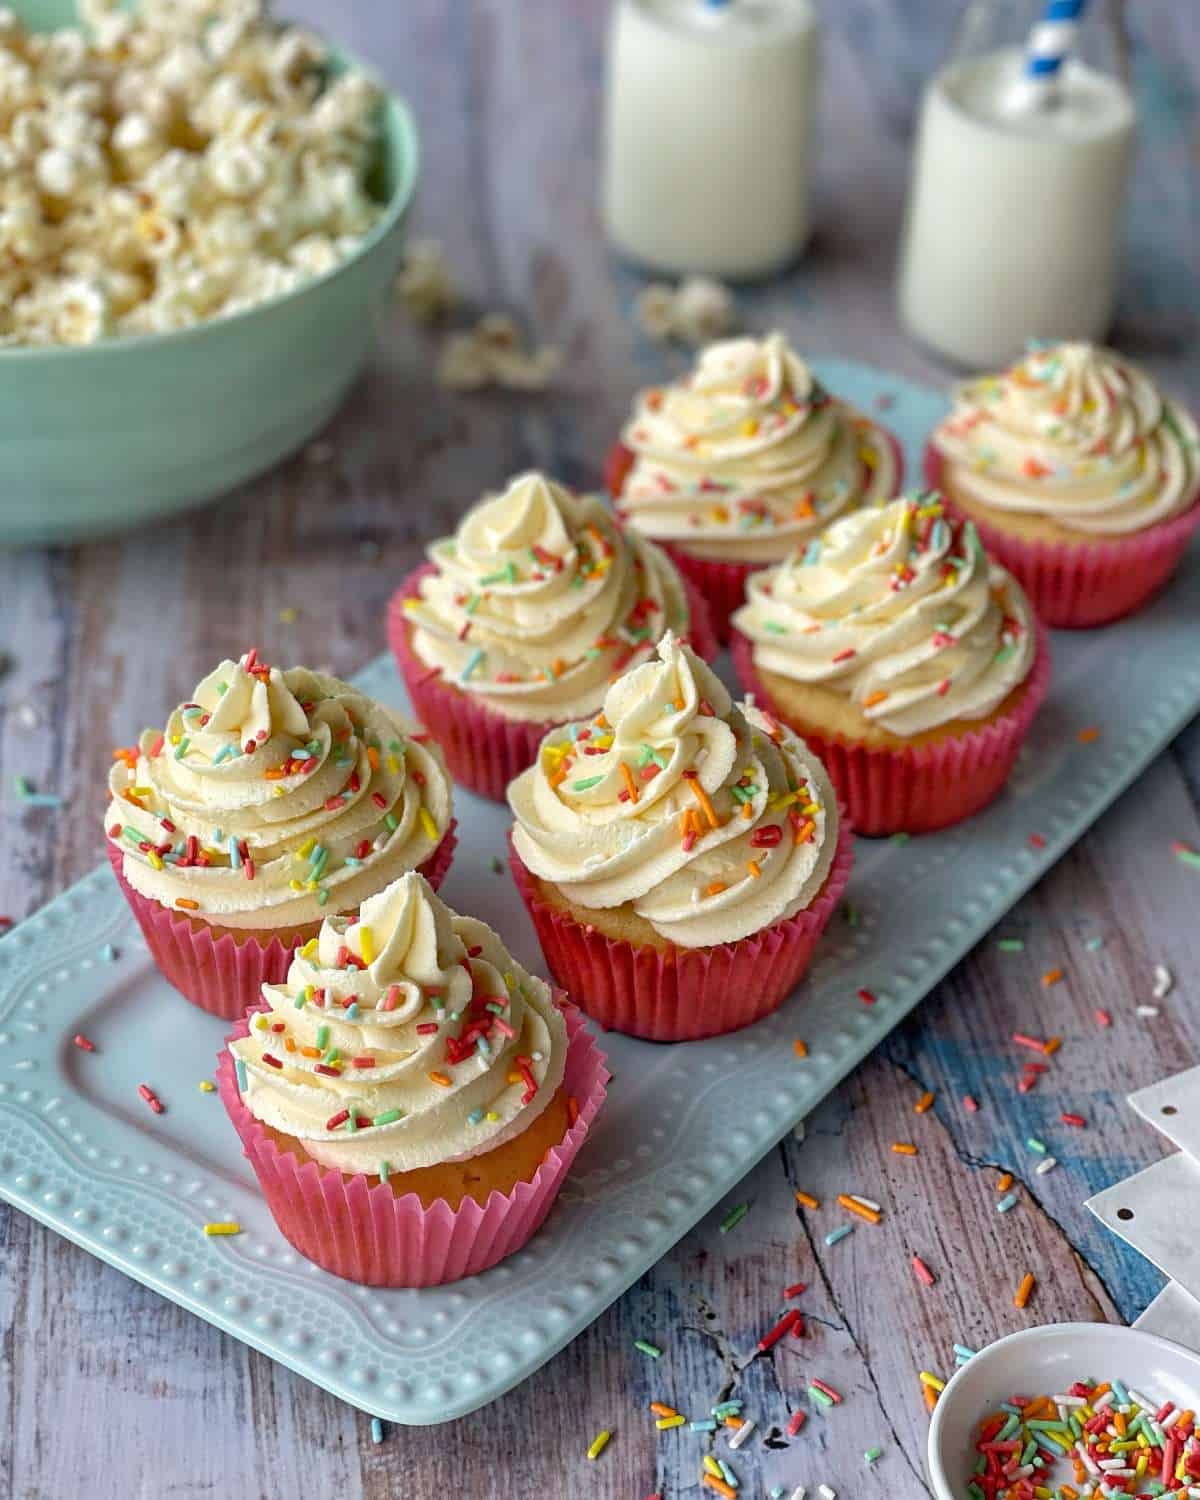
<box><xmin>1</xmin><ymin>4</ymin><xmax>419</xmax><ymax>546</ymax></box>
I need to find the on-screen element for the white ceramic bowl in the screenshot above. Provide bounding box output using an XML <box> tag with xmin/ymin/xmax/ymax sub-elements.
<box><xmin>927</xmin><ymin>1322</ymin><xmax>1200</xmax><ymax>1500</ymax></box>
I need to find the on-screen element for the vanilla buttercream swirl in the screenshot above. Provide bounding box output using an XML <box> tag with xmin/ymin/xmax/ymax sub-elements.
<box><xmin>106</xmin><ymin>655</ymin><xmax>453</xmax><ymax>928</ymax></box>
<box><xmin>403</xmin><ymin>471</ymin><xmax>694</xmax><ymax>723</ymax></box>
<box><xmin>228</xmin><ymin>872</ymin><xmax>567</xmax><ymax>1176</ymax></box>
<box><xmin>933</xmin><ymin>342</ymin><xmax>1200</xmax><ymax>536</ymax></box>
<box><xmin>732</xmin><ymin>494</ymin><xmax>1037</xmax><ymax>737</ymax></box>
<box><xmin>618</xmin><ymin>333</ymin><xmax>900</xmax><ymax>564</ymax></box>
<box><xmin>509</xmin><ymin>633</ymin><xmax>839</xmax><ymax>948</ymax></box>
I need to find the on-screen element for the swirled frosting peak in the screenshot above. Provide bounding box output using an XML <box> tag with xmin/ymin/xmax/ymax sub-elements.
<box><xmin>509</xmin><ymin>633</ymin><xmax>839</xmax><ymax>948</ymax></box>
<box><xmin>618</xmin><ymin>332</ymin><xmax>899</xmax><ymax>564</ymax></box>
<box><xmin>106</xmin><ymin>652</ymin><xmax>453</xmax><ymax>929</ymax></box>
<box><xmin>934</xmin><ymin>342</ymin><xmax>1200</xmax><ymax>536</ymax></box>
<box><xmin>229</xmin><ymin>872</ymin><xmax>568</xmax><ymax>1176</ymax></box>
<box><xmin>733</xmin><ymin>494</ymin><xmax>1036</xmax><ymax>737</ymax></box>
<box><xmin>402</xmin><ymin>470</ymin><xmax>692</xmax><ymax>723</ymax></box>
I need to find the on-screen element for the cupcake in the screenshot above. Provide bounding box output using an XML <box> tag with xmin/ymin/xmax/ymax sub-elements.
<box><xmin>606</xmin><ymin>332</ymin><xmax>903</xmax><ymax>642</ymax></box>
<box><xmin>507</xmin><ymin>633</ymin><xmax>852</xmax><ymax>1041</ymax></box>
<box><xmin>218</xmin><ymin>871</ymin><xmax>607</xmax><ymax>1286</ymax></box>
<box><xmin>106</xmin><ymin>650</ymin><xmax>456</xmax><ymax>1020</ymax></box>
<box><xmin>731</xmin><ymin>494</ymin><xmax>1049</xmax><ymax>836</ymax></box>
<box><xmin>388</xmin><ymin>469</ymin><xmax>715</xmax><ymax>801</ymax></box>
<box><xmin>926</xmin><ymin>342</ymin><xmax>1200</xmax><ymax>627</ymax></box>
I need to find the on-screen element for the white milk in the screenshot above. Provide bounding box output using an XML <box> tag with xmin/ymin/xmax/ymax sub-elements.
<box><xmin>897</xmin><ymin>47</ymin><xmax>1135</xmax><ymax>369</ymax></box>
<box><xmin>603</xmin><ymin>0</ymin><xmax>819</xmax><ymax>278</ymax></box>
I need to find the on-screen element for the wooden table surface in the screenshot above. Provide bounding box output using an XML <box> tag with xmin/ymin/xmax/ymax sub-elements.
<box><xmin>2</xmin><ymin>3</ymin><xmax>1198</xmax><ymax>1497</ymax></box>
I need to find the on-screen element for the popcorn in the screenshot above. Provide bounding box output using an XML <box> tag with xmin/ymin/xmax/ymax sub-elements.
<box><xmin>395</xmin><ymin>239</ymin><xmax>458</xmax><ymax>324</ymax></box>
<box><xmin>435</xmin><ymin>313</ymin><xmax>560</xmax><ymax>393</ymax></box>
<box><xmin>0</xmin><ymin>0</ymin><xmax>387</xmax><ymax>345</ymax></box>
<box><xmin>635</xmin><ymin>275</ymin><xmax>737</xmax><ymax>346</ymax></box>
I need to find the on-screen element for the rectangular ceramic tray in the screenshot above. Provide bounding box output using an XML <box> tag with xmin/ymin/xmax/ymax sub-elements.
<box><xmin>3</xmin><ymin>360</ymin><xmax>1200</xmax><ymax>1426</ymax></box>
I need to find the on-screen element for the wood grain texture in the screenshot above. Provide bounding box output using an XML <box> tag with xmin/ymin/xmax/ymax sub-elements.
<box><xmin>1</xmin><ymin>1</ymin><xmax>1199</xmax><ymax>1497</ymax></box>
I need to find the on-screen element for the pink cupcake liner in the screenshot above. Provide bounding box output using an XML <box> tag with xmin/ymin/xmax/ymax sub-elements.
<box><xmin>924</xmin><ymin>443</ymin><xmax>1200</xmax><ymax>629</ymax></box>
<box><xmin>607</xmin><ymin>429</ymin><xmax>905</xmax><ymax>645</ymax></box>
<box><xmin>388</xmin><ymin>563</ymin><xmax>718</xmax><ymax>804</ymax></box>
<box><xmin>104</xmin><ymin>823</ymin><xmax>458</xmax><ymax>1021</ymax></box>
<box><xmin>507</xmin><ymin>818</ymin><xmax>854</xmax><ymax>1042</ymax></box>
<box><xmin>217</xmin><ymin>1002</ymin><xmax>608</xmax><ymax>1286</ymax></box>
<box><xmin>731</xmin><ymin>628</ymin><xmax>1051</xmax><ymax>837</ymax></box>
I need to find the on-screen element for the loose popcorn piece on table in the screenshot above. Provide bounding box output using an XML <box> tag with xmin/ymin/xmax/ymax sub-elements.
<box><xmin>396</xmin><ymin>239</ymin><xmax>458</xmax><ymax>323</ymax></box>
<box><xmin>435</xmin><ymin>313</ymin><xmax>559</xmax><ymax>393</ymax></box>
<box><xmin>0</xmin><ymin>0</ymin><xmax>389</xmax><ymax>346</ymax></box>
<box><xmin>634</xmin><ymin>275</ymin><xmax>736</xmax><ymax>346</ymax></box>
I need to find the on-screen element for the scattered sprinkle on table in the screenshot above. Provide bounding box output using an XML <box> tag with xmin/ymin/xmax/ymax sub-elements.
<box><xmin>72</xmin><ymin>1033</ymin><xmax>96</xmax><ymax>1053</ymax></box>
<box><xmin>370</xmin><ymin>1416</ymin><xmax>384</xmax><ymax>1444</ymax></box>
<box><xmin>962</xmin><ymin>1094</ymin><xmax>979</xmax><ymax>1113</ymax></box>
<box><xmin>824</xmin><ymin>1224</ymin><xmax>854</xmax><ymax>1247</ymax></box>
<box><xmin>13</xmin><ymin>774</ymin><xmax>62</xmax><ymax>807</ymax></box>
<box><xmin>892</xmin><ymin>1141</ymin><xmax>918</xmax><ymax>1156</ymax></box>
<box><xmin>795</xmin><ymin>1190</ymin><xmax>820</xmax><ymax>1210</ymax></box>
<box><xmin>838</xmin><ymin>1193</ymin><xmax>881</xmax><ymax>1225</ymax></box>
<box><xmin>996</xmin><ymin>937</ymin><xmax>1025</xmax><ymax>952</ymax></box>
<box><xmin>203</xmin><ymin>1222</ymin><xmax>241</xmax><ymax>1236</ymax></box>
<box><xmin>633</xmin><ymin>1339</ymin><xmax>661</xmax><ymax>1359</ymax></box>
<box><xmin>912</xmin><ymin>1254</ymin><xmax>937</xmax><ymax>1287</ymax></box>
<box><xmin>914</xmin><ymin>1090</ymin><xmax>935</xmax><ymax>1114</ymax></box>
<box><xmin>793</xmin><ymin>1038</ymin><xmax>808</xmax><ymax>1058</ymax></box>
<box><xmin>758</xmin><ymin>1309</ymin><xmax>802</xmax><ymax>1351</ymax></box>
<box><xmin>1175</xmin><ymin>841</ymin><xmax>1200</xmax><ymax>870</ymax></box>
<box><xmin>586</xmin><ymin>1429</ymin><xmax>611</xmax><ymax>1460</ymax></box>
<box><xmin>1077</xmin><ymin>725</ymin><xmax>1100</xmax><ymax>743</ymax></box>
<box><xmin>996</xmin><ymin>1192</ymin><xmax>1019</xmax><ymax>1214</ymax></box>
<box><xmin>729</xmin><ymin>1417</ymin><xmax>756</xmax><ymax>1449</ymax></box>
<box><xmin>1041</xmin><ymin>966</ymin><xmax>1064</xmax><ymax>987</ymax></box>
<box><xmin>863</xmin><ymin>1445</ymin><xmax>882</xmax><ymax>1464</ymax></box>
<box><xmin>719</xmin><ymin>1202</ymin><xmax>749</xmax><ymax>1234</ymax></box>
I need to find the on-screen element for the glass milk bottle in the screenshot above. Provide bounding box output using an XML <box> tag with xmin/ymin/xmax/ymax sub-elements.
<box><xmin>897</xmin><ymin>0</ymin><xmax>1135</xmax><ymax>368</ymax></box>
<box><xmin>603</xmin><ymin>0</ymin><xmax>820</xmax><ymax>278</ymax></box>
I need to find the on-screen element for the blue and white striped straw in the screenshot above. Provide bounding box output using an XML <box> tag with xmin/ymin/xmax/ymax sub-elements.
<box><xmin>1015</xmin><ymin>0</ymin><xmax>1090</xmax><ymax>109</ymax></box>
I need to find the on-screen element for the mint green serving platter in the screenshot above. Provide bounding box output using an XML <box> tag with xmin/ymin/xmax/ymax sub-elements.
<box><xmin>2</xmin><ymin>361</ymin><xmax>1199</xmax><ymax>1425</ymax></box>
<box><xmin>0</xmin><ymin>2</ymin><xmax>418</xmax><ymax>546</ymax></box>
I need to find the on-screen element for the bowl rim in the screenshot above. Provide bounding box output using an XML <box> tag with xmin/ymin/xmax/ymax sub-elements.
<box><xmin>0</xmin><ymin>59</ymin><xmax>420</xmax><ymax>362</ymax></box>
<box><xmin>925</xmin><ymin>1321</ymin><xmax>1200</xmax><ymax>1500</ymax></box>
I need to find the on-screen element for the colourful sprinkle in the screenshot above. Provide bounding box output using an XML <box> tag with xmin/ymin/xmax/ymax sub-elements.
<box><xmin>586</xmin><ymin>1429</ymin><xmax>611</xmax><ymax>1459</ymax></box>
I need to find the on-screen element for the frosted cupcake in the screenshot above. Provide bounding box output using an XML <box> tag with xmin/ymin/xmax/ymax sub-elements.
<box><xmin>731</xmin><ymin>494</ymin><xmax>1049</xmax><ymax>835</ymax></box>
<box><xmin>927</xmin><ymin>342</ymin><xmax>1200</xmax><ymax>627</ymax></box>
<box><xmin>106</xmin><ymin>651</ymin><xmax>456</xmax><ymax>1020</ymax></box>
<box><xmin>606</xmin><ymin>332</ymin><xmax>903</xmax><ymax>642</ymax></box>
<box><xmin>388</xmin><ymin>469</ymin><xmax>715</xmax><ymax>800</ymax></box>
<box><xmin>507</xmin><ymin>633</ymin><xmax>852</xmax><ymax>1041</ymax></box>
<box><xmin>219</xmin><ymin>872</ymin><xmax>607</xmax><ymax>1286</ymax></box>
